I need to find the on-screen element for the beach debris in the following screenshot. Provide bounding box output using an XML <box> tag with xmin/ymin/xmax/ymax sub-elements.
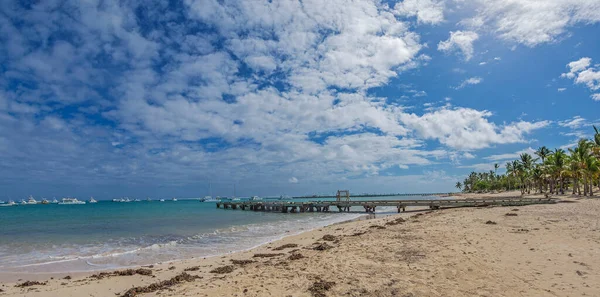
<box><xmin>369</xmin><ymin>225</ymin><xmax>386</xmax><ymax>229</ymax></box>
<box><xmin>321</xmin><ymin>235</ymin><xmax>336</xmax><ymax>241</ymax></box>
<box><xmin>231</xmin><ymin>259</ymin><xmax>254</xmax><ymax>266</ymax></box>
<box><xmin>505</xmin><ymin>213</ymin><xmax>518</xmax><ymax>216</ymax></box>
<box><xmin>63</xmin><ymin>275</ymin><xmax>72</xmax><ymax>280</ymax></box>
<box><xmin>15</xmin><ymin>281</ymin><xmax>47</xmax><ymax>288</ymax></box>
<box><xmin>210</xmin><ymin>265</ymin><xmax>235</xmax><ymax>274</ymax></box>
<box><xmin>288</xmin><ymin>253</ymin><xmax>305</xmax><ymax>260</ymax></box>
<box><xmin>313</xmin><ymin>243</ymin><xmax>333</xmax><ymax>251</ymax></box>
<box><xmin>90</xmin><ymin>268</ymin><xmax>153</xmax><ymax>280</ymax></box>
<box><xmin>183</xmin><ymin>266</ymin><xmax>200</xmax><ymax>271</ymax></box>
<box><xmin>350</xmin><ymin>231</ymin><xmax>367</xmax><ymax>236</ymax></box>
<box><xmin>273</xmin><ymin>243</ymin><xmax>299</xmax><ymax>251</ymax></box>
<box><xmin>0</xmin><ymin>289</ymin><xmax>4</xmax><ymax>292</ymax></box>
<box><xmin>253</xmin><ymin>253</ymin><xmax>284</xmax><ymax>258</ymax></box>
<box><xmin>308</xmin><ymin>280</ymin><xmax>336</xmax><ymax>297</ymax></box>
<box><xmin>511</xmin><ymin>209</ymin><xmax>519</xmax><ymax>211</ymax></box>
<box><xmin>385</xmin><ymin>217</ymin><xmax>406</xmax><ymax>226</ymax></box>
<box><xmin>485</xmin><ymin>220</ymin><xmax>497</xmax><ymax>225</ymax></box>
<box><xmin>397</xmin><ymin>249</ymin><xmax>425</xmax><ymax>263</ymax></box>
<box><xmin>576</xmin><ymin>270</ymin><xmax>586</xmax><ymax>276</ymax></box>
<box><xmin>168</xmin><ymin>266</ymin><xmax>176</xmax><ymax>270</ymax></box>
<box><xmin>120</xmin><ymin>272</ymin><xmax>200</xmax><ymax>297</ymax></box>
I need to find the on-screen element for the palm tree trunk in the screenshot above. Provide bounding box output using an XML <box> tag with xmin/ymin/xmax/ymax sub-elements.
<box><xmin>560</xmin><ymin>177</ymin><xmax>564</xmax><ymax>195</ymax></box>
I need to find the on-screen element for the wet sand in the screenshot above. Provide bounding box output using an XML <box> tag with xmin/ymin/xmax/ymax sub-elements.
<box><xmin>1</xmin><ymin>193</ymin><xmax>599</xmax><ymax>297</ymax></box>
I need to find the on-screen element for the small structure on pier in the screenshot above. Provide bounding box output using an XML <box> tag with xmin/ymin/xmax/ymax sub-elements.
<box><xmin>336</xmin><ymin>190</ymin><xmax>350</xmax><ymax>202</ymax></box>
<box><xmin>336</xmin><ymin>190</ymin><xmax>350</xmax><ymax>212</ymax></box>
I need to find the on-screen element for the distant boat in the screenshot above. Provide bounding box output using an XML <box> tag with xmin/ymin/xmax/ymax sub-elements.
<box><xmin>20</xmin><ymin>199</ymin><xmax>27</xmax><ymax>205</ymax></box>
<box><xmin>146</xmin><ymin>197</ymin><xmax>151</xmax><ymax>202</ymax></box>
<box><xmin>27</xmin><ymin>196</ymin><xmax>38</xmax><ymax>204</ymax></box>
<box><xmin>159</xmin><ymin>199</ymin><xmax>165</xmax><ymax>202</ymax></box>
<box><xmin>51</xmin><ymin>198</ymin><xmax>59</xmax><ymax>204</ymax></box>
<box><xmin>41</xmin><ymin>198</ymin><xmax>49</xmax><ymax>204</ymax></box>
<box><xmin>278</xmin><ymin>195</ymin><xmax>292</xmax><ymax>200</ymax></box>
<box><xmin>0</xmin><ymin>200</ymin><xmax>4</xmax><ymax>204</ymax></box>
<box><xmin>58</xmin><ymin>198</ymin><xmax>85</xmax><ymax>205</ymax></box>
<box><xmin>112</xmin><ymin>198</ymin><xmax>131</xmax><ymax>203</ymax></box>
<box><xmin>172</xmin><ymin>198</ymin><xmax>177</xmax><ymax>202</ymax></box>
<box><xmin>0</xmin><ymin>200</ymin><xmax>16</xmax><ymax>207</ymax></box>
<box><xmin>201</xmin><ymin>196</ymin><xmax>220</xmax><ymax>202</ymax></box>
<box><xmin>134</xmin><ymin>199</ymin><xmax>141</xmax><ymax>202</ymax></box>
<box><xmin>89</xmin><ymin>197</ymin><xmax>97</xmax><ymax>203</ymax></box>
<box><xmin>250</xmin><ymin>196</ymin><xmax>262</xmax><ymax>201</ymax></box>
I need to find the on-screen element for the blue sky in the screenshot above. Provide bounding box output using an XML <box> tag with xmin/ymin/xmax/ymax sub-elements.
<box><xmin>1</xmin><ymin>0</ymin><xmax>600</xmax><ymax>199</ymax></box>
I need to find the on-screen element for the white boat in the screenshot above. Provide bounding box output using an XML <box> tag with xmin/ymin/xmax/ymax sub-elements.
<box><xmin>89</xmin><ymin>197</ymin><xmax>97</xmax><ymax>203</ymax></box>
<box><xmin>27</xmin><ymin>196</ymin><xmax>38</xmax><ymax>204</ymax></box>
<box><xmin>51</xmin><ymin>198</ymin><xmax>59</xmax><ymax>204</ymax></box>
<box><xmin>112</xmin><ymin>198</ymin><xmax>131</xmax><ymax>203</ymax></box>
<box><xmin>146</xmin><ymin>198</ymin><xmax>151</xmax><ymax>202</ymax></box>
<box><xmin>20</xmin><ymin>199</ymin><xmax>27</xmax><ymax>205</ymax></box>
<box><xmin>0</xmin><ymin>200</ymin><xmax>16</xmax><ymax>207</ymax></box>
<box><xmin>134</xmin><ymin>199</ymin><xmax>141</xmax><ymax>202</ymax></box>
<box><xmin>172</xmin><ymin>198</ymin><xmax>177</xmax><ymax>202</ymax></box>
<box><xmin>220</xmin><ymin>197</ymin><xmax>241</xmax><ymax>202</ymax></box>
<box><xmin>58</xmin><ymin>198</ymin><xmax>85</xmax><ymax>205</ymax></box>
<box><xmin>41</xmin><ymin>198</ymin><xmax>49</xmax><ymax>204</ymax></box>
<box><xmin>201</xmin><ymin>196</ymin><xmax>220</xmax><ymax>202</ymax></box>
<box><xmin>159</xmin><ymin>199</ymin><xmax>165</xmax><ymax>202</ymax></box>
<box><xmin>250</xmin><ymin>196</ymin><xmax>262</xmax><ymax>201</ymax></box>
<box><xmin>278</xmin><ymin>195</ymin><xmax>292</xmax><ymax>200</ymax></box>
<box><xmin>0</xmin><ymin>200</ymin><xmax>4</xmax><ymax>204</ymax></box>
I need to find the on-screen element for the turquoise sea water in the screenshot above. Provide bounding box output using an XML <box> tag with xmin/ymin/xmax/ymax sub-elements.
<box><xmin>0</xmin><ymin>196</ymin><xmax>432</xmax><ymax>273</ymax></box>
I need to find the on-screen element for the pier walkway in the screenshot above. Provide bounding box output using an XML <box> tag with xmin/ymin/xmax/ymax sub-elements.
<box><xmin>216</xmin><ymin>197</ymin><xmax>557</xmax><ymax>213</ymax></box>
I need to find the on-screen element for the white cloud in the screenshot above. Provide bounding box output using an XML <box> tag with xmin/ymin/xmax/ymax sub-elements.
<box><xmin>462</xmin><ymin>0</ymin><xmax>600</xmax><ymax>47</ymax></box>
<box><xmin>399</xmin><ymin>107</ymin><xmax>550</xmax><ymax>150</ymax></box>
<box><xmin>288</xmin><ymin>177</ymin><xmax>298</xmax><ymax>183</ymax></box>
<box><xmin>561</xmin><ymin>57</ymin><xmax>600</xmax><ymax>94</ymax></box>
<box><xmin>592</xmin><ymin>94</ymin><xmax>600</xmax><ymax>101</ymax></box>
<box><xmin>438</xmin><ymin>31</ymin><xmax>479</xmax><ymax>61</ymax></box>
<box><xmin>484</xmin><ymin>147</ymin><xmax>536</xmax><ymax>161</ymax></box>
<box><xmin>479</xmin><ymin>62</ymin><xmax>487</xmax><ymax>66</ymax></box>
<box><xmin>455</xmin><ymin>77</ymin><xmax>483</xmax><ymax>89</ymax></box>
<box><xmin>557</xmin><ymin>88</ymin><xmax>567</xmax><ymax>92</ymax></box>
<box><xmin>394</xmin><ymin>0</ymin><xmax>445</xmax><ymax>25</ymax></box>
<box><xmin>558</xmin><ymin>116</ymin><xmax>586</xmax><ymax>129</ymax></box>
<box><xmin>494</xmin><ymin>57</ymin><xmax>501</xmax><ymax>61</ymax></box>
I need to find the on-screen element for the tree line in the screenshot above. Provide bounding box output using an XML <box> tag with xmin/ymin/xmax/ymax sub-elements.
<box><xmin>456</xmin><ymin>126</ymin><xmax>600</xmax><ymax>196</ymax></box>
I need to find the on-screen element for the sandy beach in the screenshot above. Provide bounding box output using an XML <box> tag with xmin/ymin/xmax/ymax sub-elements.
<box><xmin>2</xmin><ymin>192</ymin><xmax>599</xmax><ymax>297</ymax></box>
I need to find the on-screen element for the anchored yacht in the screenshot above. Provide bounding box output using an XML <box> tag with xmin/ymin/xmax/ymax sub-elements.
<box><xmin>58</xmin><ymin>198</ymin><xmax>85</xmax><ymax>205</ymax></box>
<box><xmin>89</xmin><ymin>197</ymin><xmax>98</xmax><ymax>203</ymax></box>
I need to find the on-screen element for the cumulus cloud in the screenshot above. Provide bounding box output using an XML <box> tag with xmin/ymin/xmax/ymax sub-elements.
<box><xmin>461</xmin><ymin>0</ymin><xmax>600</xmax><ymax>47</ymax></box>
<box><xmin>288</xmin><ymin>177</ymin><xmax>298</xmax><ymax>183</ymax></box>
<box><xmin>438</xmin><ymin>31</ymin><xmax>479</xmax><ymax>61</ymax></box>
<box><xmin>593</xmin><ymin>94</ymin><xmax>600</xmax><ymax>101</ymax></box>
<box><xmin>394</xmin><ymin>0</ymin><xmax>445</xmax><ymax>25</ymax></box>
<box><xmin>561</xmin><ymin>57</ymin><xmax>600</xmax><ymax>92</ymax></box>
<box><xmin>557</xmin><ymin>88</ymin><xmax>567</xmax><ymax>92</ymax></box>
<box><xmin>455</xmin><ymin>77</ymin><xmax>483</xmax><ymax>89</ymax></box>
<box><xmin>399</xmin><ymin>107</ymin><xmax>549</xmax><ymax>150</ymax></box>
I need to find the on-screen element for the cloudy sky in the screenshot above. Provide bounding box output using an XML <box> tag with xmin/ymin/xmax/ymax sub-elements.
<box><xmin>1</xmin><ymin>0</ymin><xmax>600</xmax><ymax>199</ymax></box>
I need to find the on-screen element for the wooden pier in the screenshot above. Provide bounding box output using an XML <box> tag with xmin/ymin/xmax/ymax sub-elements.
<box><xmin>216</xmin><ymin>198</ymin><xmax>557</xmax><ymax>213</ymax></box>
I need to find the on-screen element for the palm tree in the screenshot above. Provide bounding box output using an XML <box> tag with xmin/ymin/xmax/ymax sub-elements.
<box><xmin>548</xmin><ymin>149</ymin><xmax>567</xmax><ymax>194</ymax></box>
<box><xmin>455</xmin><ymin>182</ymin><xmax>462</xmax><ymax>191</ymax></box>
<box><xmin>535</xmin><ymin>146</ymin><xmax>552</xmax><ymax>163</ymax></box>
